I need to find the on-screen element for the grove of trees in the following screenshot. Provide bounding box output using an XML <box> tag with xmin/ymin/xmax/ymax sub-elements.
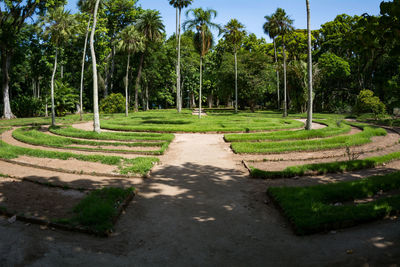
<box><xmin>1</xmin><ymin>0</ymin><xmax>399</xmax><ymax>124</ymax></box>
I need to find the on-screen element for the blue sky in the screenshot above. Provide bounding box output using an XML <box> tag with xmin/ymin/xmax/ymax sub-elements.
<box><xmin>66</xmin><ymin>0</ymin><xmax>382</xmax><ymax>40</ymax></box>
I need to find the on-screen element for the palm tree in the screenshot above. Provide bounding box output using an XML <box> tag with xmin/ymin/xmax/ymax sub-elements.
<box><xmin>169</xmin><ymin>0</ymin><xmax>193</xmax><ymax>113</ymax></box>
<box><xmin>183</xmin><ymin>8</ymin><xmax>221</xmax><ymax>118</ymax></box>
<box><xmin>77</xmin><ymin>0</ymin><xmax>98</xmax><ymax>121</ymax></box>
<box><xmin>135</xmin><ymin>10</ymin><xmax>165</xmax><ymax>112</ymax></box>
<box><xmin>305</xmin><ymin>0</ymin><xmax>313</xmax><ymax>130</ymax></box>
<box><xmin>43</xmin><ymin>7</ymin><xmax>76</xmax><ymax>127</ymax></box>
<box><xmin>117</xmin><ymin>25</ymin><xmax>145</xmax><ymax>116</ymax></box>
<box><xmin>224</xmin><ymin>19</ymin><xmax>245</xmax><ymax>113</ymax></box>
<box><xmin>263</xmin><ymin>13</ymin><xmax>280</xmax><ymax>110</ymax></box>
<box><xmin>90</xmin><ymin>0</ymin><xmax>101</xmax><ymax>133</ymax></box>
<box><xmin>273</xmin><ymin>8</ymin><xmax>294</xmax><ymax>117</ymax></box>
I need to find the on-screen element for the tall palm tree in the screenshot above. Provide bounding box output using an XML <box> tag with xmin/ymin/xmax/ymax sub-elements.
<box><xmin>77</xmin><ymin>0</ymin><xmax>99</xmax><ymax>121</ymax></box>
<box><xmin>224</xmin><ymin>19</ymin><xmax>245</xmax><ymax>113</ymax></box>
<box><xmin>273</xmin><ymin>8</ymin><xmax>294</xmax><ymax>117</ymax></box>
<box><xmin>135</xmin><ymin>10</ymin><xmax>165</xmax><ymax>112</ymax></box>
<box><xmin>305</xmin><ymin>0</ymin><xmax>313</xmax><ymax>130</ymax></box>
<box><xmin>117</xmin><ymin>25</ymin><xmax>145</xmax><ymax>116</ymax></box>
<box><xmin>183</xmin><ymin>8</ymin><xmax>221</xmax><ymax>118</ymax></box>
<box><xmin>90</xmin><ymin>0</ymin><xmax>101</xmax><ymax>133</ymax></box>
<box><xmin>43</xmin><ymin>7</ymin><xmax>76</xmax><ymax>127</ymax></box>
<box><xmin>169</xmin><ymin>0</ymin><xmax>193</xmax><ymax>113</ymax></box>
<box><xmin>263</xmin><ymin>13</ymin><xmax>280</xmax><ymax>110</ymax></box>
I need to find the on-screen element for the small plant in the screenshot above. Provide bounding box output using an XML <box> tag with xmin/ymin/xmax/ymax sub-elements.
<box><xmin>345</xmin><ymin>144</ymin><xmax>360</xmax><ymax>161</ymax></box>
<box><xmin>355</xmin><ymin>89</ymin><xmax>386</xmax><ymax>120</ymax></box>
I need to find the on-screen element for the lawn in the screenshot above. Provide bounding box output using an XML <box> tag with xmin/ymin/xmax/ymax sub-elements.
<box><xmin>13</xmin><ymin>127</ymin><xmax>170</xmax><ymax>155</ymax></box>
<box><xmin>100</xmin><ymin>110</ymin><xmax>305</xmax><ymax>133</ymax></box>
<box><xmin>268</xmin><ymin>172</ymin><xmax>400</xmax><ymax>235</ymax></box>
<box><xmin>230</xmin><ymin>123</ymin><xmax>387</xmax><ymax>154</ymax></box>
<box><xmin>0</xmin><ymin>128</ymin><xmax>158</xmax><ymax>176</ymax></box>
<box><xmin>224</xmin><ymin>119</ymin><xmax>350</xmax><ymax>142</ymax></box>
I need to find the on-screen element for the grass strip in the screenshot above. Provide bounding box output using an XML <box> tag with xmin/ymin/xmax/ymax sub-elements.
<box><xmin>50</xmin><ymin>126</ymin><xmax>175</xmax><ymax>142</ymax></box>
<box><xmin>267</xmin><ymin>172</ymin><xmax>400</xmax><ymax>235</ymax></box>
<box><xmin>250</xmin><ymin>151</ymin><xmax>400</xmax><ymax>179</ymax></box>
<box><xmin>225</xmin><ymin>120</ymin><xmax>350</xmax><ymax>142</ymax></box>
<box><xmin>12</xmin><ymin>127</ymin><xmax>169</xmax><ymax>155</ymax></box>
<box><xmin>0</xmin><ymin>128</ymin><xmax>159</xmax><ymax>176</ymax></box>
<box><xmin>232</xmin><ymin>125</ymin><xmax>386</xmax><ymax>154</ymax></box>
<box><xmin>58</xmin><ymin>187</ymin><xmax>134</xmax><ymax>236</ymax></box>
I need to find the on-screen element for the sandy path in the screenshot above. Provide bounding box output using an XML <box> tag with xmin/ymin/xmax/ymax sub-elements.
<box><xmin>1</xmin><ymin>129</ymin><xmax>145</xmax><ymax>159</ymax></box>
<box><xmin>0</xmin><ymin>132</ymin><xmax>399</xmax><ymax>265</ymax></box>
<box><xmin>0</xmin><ymin>161</ymin><xmax>142</xmax><ymax>190</ymax></box>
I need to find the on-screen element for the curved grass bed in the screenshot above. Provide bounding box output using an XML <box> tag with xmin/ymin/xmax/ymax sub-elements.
<box><xmin>100</xmin><ymin>110</ymin><xmax>304</xmax><ymax>133</ymax></box>
<box><xmin>225</xmin><ymin>120</ymin><xmax>350</xmax><ymax>142</ymax></box>
<box><xmin>250</xmin><ymin>151</ymin><xmax>400</xmax><ymax>179</ymax></box>
<box><xmin>268</xmin><ymin>172</ymin><xmax>400</xmax><ymax>235</ymax></box>
<box><xmin>231</xmin><ymin>124</ymin><xmax>387</xmax><ymax>154</ymax></box>
<box><xmin>0</xmin><ymin>128</ymin><xmax>158</xmax><ymax>176</ymax></box>
<box><xmin>50</xmin><ymin>126</ymin><xmax>175</xmax><ymax>142</ymax></box>
<box><xmin>12</xmin><ymin>127</ymin><xmax>170</xmax><ymax>155</ymax></box>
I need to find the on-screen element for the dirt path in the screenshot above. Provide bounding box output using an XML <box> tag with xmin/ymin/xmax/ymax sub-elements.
<box><xmin>0</xmin><ymin>133</ymin><xmax>399</xmax><ymax>266</ymax></box>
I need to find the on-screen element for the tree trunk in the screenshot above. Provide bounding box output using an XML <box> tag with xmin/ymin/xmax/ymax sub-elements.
<box><xmin>134</xmin><ymin>53</ymin><xmax>145</xmax><ymax>112</ymax></box>
<box><xmin>199</xmin><ymin>56</ymin><xmax>202</xmax><ymax>119</ymax></box>
<box><xmin>208</xmin><ymin>94</ymin><xmax>213</xmax><ymax>108</ymax></box>
<box><xmin>125</xmin><ymin>53</ymin><xmax>131</xmax><ymax>117</ymax></box>
<box><xmin>60</xmin><ymin>65</ymin><xmax>64</xmax><ymax>79</ymax></box>
<box><xmin>145</xmin><ymin>83</ymin><xmax>149</xmax><ymax>111</ymax></box>
<box><xmin>273</xmin><ymin>37</ymin><xmax>280</xmax><ymax>109</ymax></box>
<box><xmin>282</xmin><ymin>35</ymin><xmax>288</xmax><ymax>117</ymax></box>
<box><xmin>190</xmin><ymin>92</ymin><xmax>195</xmax><ymax>108</ymax></box>
<box><xmin>1</xmin><ymin>50</ymin><xmax>15</xmax><ymax>119</ymax></box>
<box><xmin>234</xmin><ymin>49</ymin><xmax>238</xmax><ymax>113</ymax></box>
<box><xmin>80</xmin><ymin>16</ymin><xmax>91</xmax><ymax>121</ymax></box>
<box><xmin>176</xmin><ymin>8</ymin><xmax>182</xmax><ymax>113</ymax></box>
<box><xmin>109</xmin><ymin>44</ymin><xmax>116</xmax><ymax>96</ymax></box>
<box><xmin>90</xmin><ymin>0</ymin><xmax>101</xmax><ymax>133</ymax></box>
<box><xmin>37</xmin><ymin>77</ymin><xmax>41</xmax><ymax>98</ymax></box>
<box><xmin>51</xmin><ymin>50</ymin><xmax>58</xmax><ymax>126</ymax></box>
<box><xmin>306</xmin><ymin>0</ymin><xmax>313</xmax><ymax>130</ymax></box>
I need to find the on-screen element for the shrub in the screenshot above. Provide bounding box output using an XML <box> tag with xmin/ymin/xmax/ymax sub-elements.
<box><xmin>355</xmin><ymin>89</ymin><xmax>386</xmax><ymax>119</ymax></box>
<box><xmin>11</xmin><ymin>96</ymin><xmax>44</xmax><ymax>118</ymax></box>
<box><xmin>100</xmin><ymin>93</ymin><xmax>125</xmax><ymax>114</ymax></box>
<box><xmin>54</xmin><ymin>81</ymin><xmax>78</xmax><ymax>116</ymax></box>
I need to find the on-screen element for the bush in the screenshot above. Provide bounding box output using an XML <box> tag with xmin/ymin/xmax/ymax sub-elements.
<box><xmin>54</xmin><ymin>81</ymin><xmax>78</xmax><ymax>116</ymax></box>
<box><xmin>100</xmin><ymin>93</ymin><xmax>125</xmax><ymax>114</ymax></box>
<box><xmin>11</xmin><ymin>96</ymin><xmax>44</xmax><ymax>118</ymax></box>
<box><xmin>355</xmin><ymin>90</ymin><xmax>386</xmax><ymax>119</ymax></box>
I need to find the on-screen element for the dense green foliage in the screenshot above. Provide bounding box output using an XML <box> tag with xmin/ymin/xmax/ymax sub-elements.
<box><xmin>355</xmin><ymin>90</ymin><xmax>387</xmax><ymax>118</ymax></box>
<box><xmin>2</xmin><ymin>1</ymin><xmax>399</xmax><ymax>118</ymax></box>
<box><xmin>268</xmin><ymin>172</ymin><xmax>400</xmax><ymax>234</ymax></box>
<box><xmin>100</xmin><ymin>93</ymin><xmax>126</xmax><ymax>114</ymax></box>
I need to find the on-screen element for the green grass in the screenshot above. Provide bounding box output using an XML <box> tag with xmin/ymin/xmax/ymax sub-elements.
<box><xmin>231</xmin><ymin>124</ymin><xmax>387</xmax><ymax>154</ymax></box>
<box><xmin>225</xmin><ymin>120</ymin><xmax>350</xmax><ymax>142</ymax></box>
<box><xmin>0</xmin><ymin>113</ymin><xmax>94</xmax><ymax>127</ymax></box>
<box><xmin>250</xmin><ymin>151</ymin><xmax>400</xmax><ymax>179</ymax></box>
<box><xmin>12</xmin><ymin>127</ymin><xmax>170</xmax><ymax>155</ymax></box>
<box><xmin>100</xmin><ymin>110</ymin><xmax>305</xmax><ymax>133</ymax></box>
<box><xmin>268</xmin><ymin>172</ymin><xmax>400</xmax><ymax>235</ymax></box>
<box><xmin>50</xmin><ymin>126</ymin><xmax>175</xmax><ymax>142</ymax></box>
<box><xmin>0</xmin><ymin>127</ymin><xmax>159</xmax><ymax>176</ymax></box>
<box><xmin>61</xmin><ymin>187</ymin><xmax>134</xmax><ymax>235</ymax></box>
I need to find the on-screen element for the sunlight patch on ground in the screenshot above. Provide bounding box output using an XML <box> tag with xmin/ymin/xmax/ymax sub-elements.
<box><xmin>141</xmin><ymin>183</ymin><xmax>189</xmax><ymax>198</ymax></box>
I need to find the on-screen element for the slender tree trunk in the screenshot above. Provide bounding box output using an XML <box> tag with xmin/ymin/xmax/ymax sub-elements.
<box><xmin>80</xmin><ymin>16</ymin><xmax>91</xmax><ymax>121</ymax></box>
<box><xmin>273</xmin><ymin>37</ymin><xmax>280</xmax><ymax>109</ymax></box>
<box><xmin>1</xmin><ymin>50</ymin><xmax>15</xmax><ymax>119</ymax></box>
<box><xmin>145</xmin><ymin>83</ymin><xmax>149</xmax><ymax>111</ymax></box>
<box><xmin>37</xmin><ymin>77</ymin><xmax>40</xmax><ymax>98</ymax></box>
<box><xmin>234</xmin><ymin>48</ymin><xmax>238</xmax><ymax>113</ymax></box>
<box><xmin>90</xmin><ymin>0</ymin><xmax>101</xmax><ymax>133</ymax></box>
<box><xmin>125</xmin><ymin>53</ymin><xmax>131</xmax><ymax>117</ymax></box>
<box><xmin>51</xmin><ymin>50</ymin><xmax>58</xmax><ymax>126</ymax></box>
<box><xmin>109</xmin><ymin>44</ymin><xmax>116</xmax><ymax>96</ymax></box>
<box><xmin>282</xmin><ymin>35</ymin><xmax>288</xmax><ymax>117</ymax></box>
<box><xmin>306</xmin><ymin>0</ymin><xmax>313</xmax><ymax>130</ymax></box>
<box><xmin>60</xmin><ymin>65</ymin><xmax>64</xmax><ymax>79</ymax></box>
<box><xmin>177</xmin><ymin>8</ymin><xmax>183</xmax><ymax>113</ymax></box>
<box><xmin>135</xmin><ymin>53</ymin><xmax>145</xmax><ymax>112</ymax></box>
<box><xmin>199</xmin><ymin>56</ymin><xmax>202</xmax><ymax>119</ymax></box>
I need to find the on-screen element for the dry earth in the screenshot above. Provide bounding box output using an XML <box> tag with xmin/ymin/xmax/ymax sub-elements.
<box><xmin>0</xmin><ymin>128</ymin><xmax>399</xmax><ymax>266</ymax></box>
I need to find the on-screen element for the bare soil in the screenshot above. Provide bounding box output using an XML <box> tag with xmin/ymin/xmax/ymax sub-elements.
<box><xmin>0</xmin><ymin>177</ymin><xmax>84</xmax><ymax>220</ymax></box>
<box><xmin>66</xmin><ymin>144</ymin><xmax>161</xmax><ymax>152</ymax></box>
